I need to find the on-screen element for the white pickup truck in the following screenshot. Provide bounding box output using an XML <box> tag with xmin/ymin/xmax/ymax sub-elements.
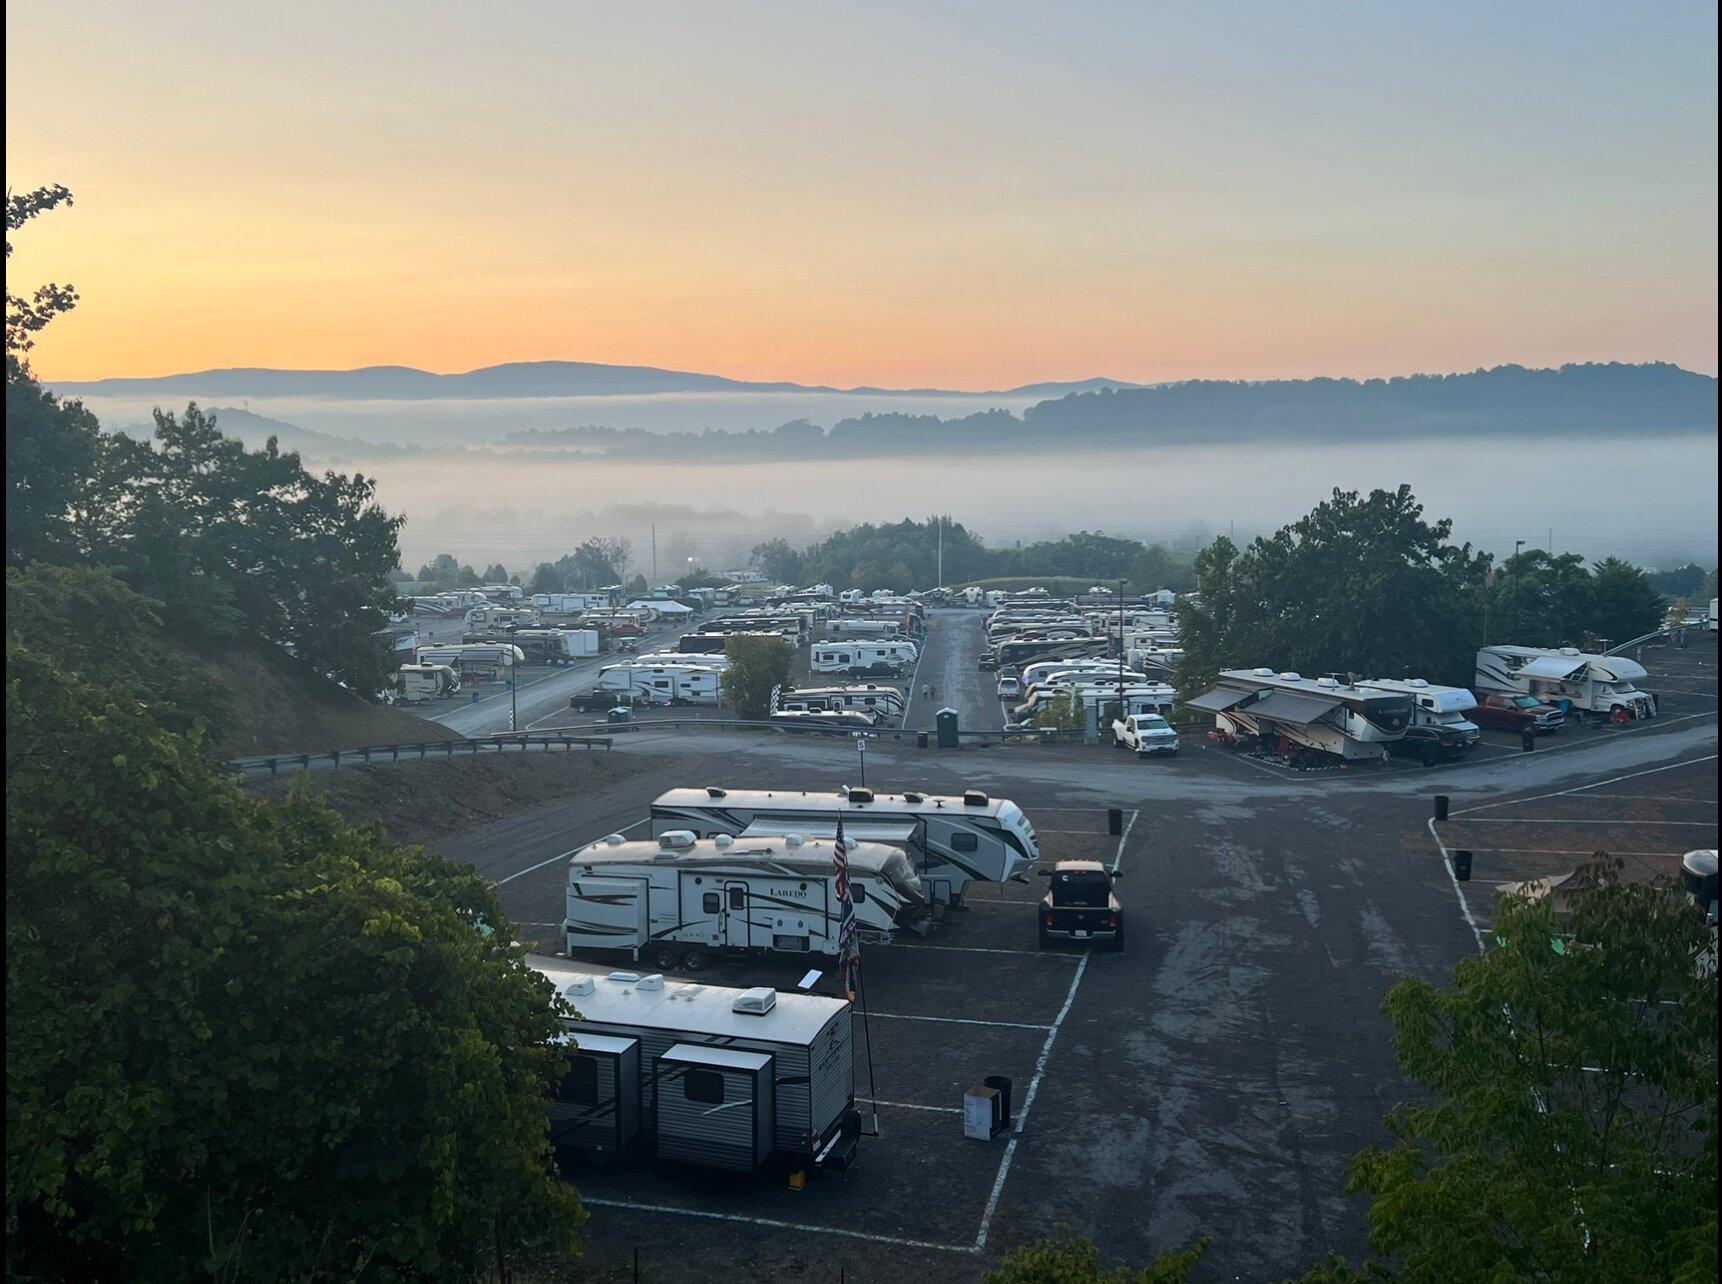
<box><xmin>1112</xmin><ymin>712</ymin><xmax>1180</xmax><ymax>757</ymax></box>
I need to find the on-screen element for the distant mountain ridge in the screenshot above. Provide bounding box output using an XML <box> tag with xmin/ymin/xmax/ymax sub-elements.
<box><xmin>47</xmin><ymin>360</ymin><xmax>1146</xmax><ymax>401</ymax></box>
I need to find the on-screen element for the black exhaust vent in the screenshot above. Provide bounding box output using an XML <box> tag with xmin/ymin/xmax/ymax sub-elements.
<box><xmin>902</xmin><ymin>791</ymin><xmax>924</xmax><ymax>803</ymax></box>
<box><xmin>706</xmin><ymin>786</ymin><xmax>727</xmax><ymax>798</ymax></box>
<box><xmin>848</xmin><ymin>788</ymin><xmax>875</xmax><ymax>804</ymax></box>
<box><xmin>962</xmin><ymin>790</ymin><xmax>989</xmax><ymax>807</ymax></box>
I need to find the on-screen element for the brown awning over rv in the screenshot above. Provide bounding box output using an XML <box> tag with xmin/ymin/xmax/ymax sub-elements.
<box><xmin>1246</xmin><ymin>691</ymin><xmax>1343</xmax><ymax>725</ymax></box>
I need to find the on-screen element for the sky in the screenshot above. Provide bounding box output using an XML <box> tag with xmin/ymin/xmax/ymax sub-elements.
<box><xmin>6</xmin><ymin>1</ymin><xmax>1717</xmax><ymax>387</ymax></box>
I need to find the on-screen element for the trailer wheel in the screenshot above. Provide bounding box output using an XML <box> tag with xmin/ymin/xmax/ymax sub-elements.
<box><xmin>649</xmin><ymin>944</ymin><xmax>679</xmax><ymax>971</ymax></box>
<box><xmin>681</xmin><ymin>948</ymin><xmax>709</xmax><ymax>972</ymax></box>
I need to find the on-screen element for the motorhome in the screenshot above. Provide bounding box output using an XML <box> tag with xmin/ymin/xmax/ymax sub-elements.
<box><xmin>495</xmin><ymin>628</ymin><xmax>599</xmax><ymax>665</ymax></box>
<box><xmin>533</xmin><ymin>592</ymin><xmax>608</xmax><ymax>614</ymax></box>
<box><xmin>463</xmin><ymin>604</ymin><xmax>538</xmax><ymax>632</ymax></box>
<box><xmin>1710</xmin><ymin>598</ymin><xmax>1719</xmax><ymax>632</ymax></box>
<box><xmin>1357</xmin><ymin>678</ymin><xmax>1481</xmax><ymax>747</ymax></box>
<box><xmin>598</xmin><ymin>662</ymin><xmax>723</xmax><ymax>706</ymax></box>
<box><xmin>675</xmin><ymin>632</ymin><xmax>730</xmax><ymax>654</ymax></box>
<box><xmin>769</xmin><ymin>709</ymin><xmax>881</xmax><ymax>734</ymax></box>
<box><xmin>826</xmin><ymin>617</ymin><xmax>902</xmax><ymax>640</ymax></box>
<box><xmin>1191</xmin><ymin>669</ymin><xmax>1413</xmax><ymax>762</ymax></box>
<box><xmin>563</xmin><ymin>830</ymin><xmax>921</xmax><ymax>968</ymax></box>
<box><xmin>1475</xmin><ymin>646</ymin><xmax>1657</xmax><ymax>720</ymax></box>
<box><xmin>782</xmin><ymin>684</ymin><xmax>907</xmax><ymax>719</ymax></box>
<box><xmin>396</xmin><ymin>662</ymin><xmax>460</xmax><ymax>702</ymax></box>
<box><xmin>641</xmin><ymin>649</ymin><xmax>730</xmax><ymax>670</ymax></box>
<box><xmin>1015</xmin><ymin>682</ymin><xmax>1176</xmax><ymax>723</ymax></box>
<box><xmin>650</xmin><ymin>785</ymin><xmax>1038</xmax><ymax>906</ymax></box>
<box><xmin>478</xmin><ymin>584</ymin><xmax>526</xmax><ymax>602</ymax></box>
<box><xmin>416</xmin><ymin>643</ymin><xmax>525</xmax><ymax>681</ymax></box>
<box><xmin>1126</xmin><ymin>643</ymin><xmax>1186</xmax><ymax>673</ymax></box>
<box><xmin>993</xmin><ymin>635</ymin><xmax>1108</xmax><ymax>670</ymax></box>
<box><xmin>532</xmin><ymin>957</ymin><xmax>862</xmax><ymax>1172</ymax></box>
<box><xmin>810</xmin><ymin>640</ymin><xmax>918</xmax><ymax>676</ymax></box>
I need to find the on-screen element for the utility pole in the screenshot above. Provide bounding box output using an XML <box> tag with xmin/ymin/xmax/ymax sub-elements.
<box><xmin>935</xmin><ymin>516</ymin><xmax>943</xmax><ymax>591</ymax></box>
<box><xmin>508</xmin><ymin>650</ymin><xmax>518</xmax><ymax>733</ymax></box>
<box><xmin>651</xmin><ymin>525</ymin><xmax>657</xmax><ymax>584</ymax></box>
<box><xmin>1117</xmin><ymin>577</ymin><xmax>1128</xmax><ymax>736</ymax></box>
<box><xmin>1511</xmin><ymin>538</ymin><xmax>1526</xmax><ymax>640</ymax></box>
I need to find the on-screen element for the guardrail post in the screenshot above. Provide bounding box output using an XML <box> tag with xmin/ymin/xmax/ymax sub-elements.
<box><xmin>269</xmin><ymin>759</ymin><xmax>279</xmax><ymax>776</ymax></box>
<box><xmin>299</xmin><ymin>754</ymin><xmax>310</xmax><ymax>770</ymax></box>
<box><xmin>361</xmin><ymin>747</ymin><xmax>371</xmax><ymax>763</ymax></box>
<box><xmin>331</xmin><ymin>750</ymin><xmax>341</xmax><ymax>769</ymax></box>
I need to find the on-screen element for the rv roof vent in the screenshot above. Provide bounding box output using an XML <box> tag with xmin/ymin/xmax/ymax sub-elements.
<box><xmin>1254</xmin><ymin>667</ymin><xmax>1275</xmax><ymax>676</ymax></box>
<box><xmin>903</xmin><ymin>791</ymin><xmax>924</xmax><ymax>803</ymax></box>
<box><xmin>564</xmin><ymin>977</ymin><xmax>595</xmax><ymax>997</ymax></box>
<box><xmin>732</xmin><ymin>987</ymin><xmax>778</xmax><ymax>1016</ymax></box>
<box><xmin>606</xmin><ymin>971</ymin><xmax>641</xmax><ymax>985</ymax></box>
<box><xmin>784</xmin><ymin>834</ymin><xmax>805</xmax><ymax>848</ymax></box>
<box><xmin>1279</xmin><ymin>671</ymin><xmax>1302</xmax><ymax>681</ymax></box>
<box><xmin>637</xmin><ymin>974</ymin><xmax>665</xmax><ymax>991</ymax></box>
<box><xmin>658</xmin><ymin>830</ymin><xmax>697</xmax><ymax>850</ymax></box>
<box><xmin>1317</xmin><ymin>676</ymin><xmax>1339</xmax><ymax>688</ymax></box>
<box><xmin>603</xmin><ymin>833</ymin><xmax>627</xmax><ymax>846</ymax></box>
<box><xmin>1408</xmin><ymin>678</ymin><xmax>1428</xmax><ymax>688</ymax></box>
<box><xmin>1559</xmin><ymin>646</ymin><xmax>1580</xmax><ymax>656</ymax></box>
<box><xmin>713</xmin><ymin>833</ymin><xmax>734</xmax><ymax>848</ymax></box>
<box><xmin>848</xmin><ymin>787</ymin><xmax>875</xmax><ymax>804</ymax></box>
<box><xmin>705</xmin><ymin>786</ymin><xmax>727</xmax><ymax>798</ymax></box>
<box><xmin>962</xmin><ymin>790</ymin><xmax>989</xmax><ymax>807</ymax></box>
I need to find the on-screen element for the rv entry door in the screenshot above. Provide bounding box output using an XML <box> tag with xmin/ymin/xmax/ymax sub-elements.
<box><xmin>723</xmin><ymin>882</ymin><xmax>751</xmax><ymax>949</ymax></box>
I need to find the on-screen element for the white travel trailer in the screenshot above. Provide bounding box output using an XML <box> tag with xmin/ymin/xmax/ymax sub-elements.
<box><xmin>1191</xmin><ymin>669</ymin><xmax>1414</xmax><ymax>762</ymax></box>
<box><xmin>1357</xmin><ymin>678</ymin><xmax>1481</xmax><ymax>742</ymax></box>
<box><xmin>1475</xmin><ymin>646</ymin><xmax>1657</xmax><ymax>720</ymax></box>
<box><xmin>826</xmin><ymin>617</ymin><xmax>902</xmax><ymax>640</ymax></box>
<box><xmin>396</xmin><ymin>662</ymin><xmax>460</xmax><ymax>702</ymax></box>
<box><xmin>1126</xmin><ymin>644</ymin><xmax>1185</xmax><ymax>673</ymax></box>
<box><xmin>416</xmin><ymin>642</ymin><xmax>525</xmax><ymax>681</ymax></box>
<box><xmin>563</xmin><ymin>830</ymin><xmax>922</xmax><ymax>967</ymax></box>
<box><xmin>782</xmin><ymin>684</ymin><xmax>907</xmax><ymax>720</ymax></box>
<box><xmin>1019</xmin><ymin>658</ymin><xmax>1138</xmax><ymax>688</ymax></box>
<box><xmin>1016</xmin><ymin>682</ymin><xmax>1175</xmax><ymax>722</ymax></box>
<box><xmin>463</xmin><ymin>604</ymin><xmax>538</xmax><ymax>631</ymax></box>
<box><xmin>532</xmin><ymin>957</ymin><xmax>862</xmax><ymax>1172</ymax></box>
<box><xmin>810</xmin><ymin>640</ymin><xmax>918</xmax><ymax>676</ymax></box>
<box><xmin>650</xmin><ymin>785</ymin><xmax>1038</xmax><ymax>906</ymax></box>
<box><xmin>598</xmin><ymin>662</ymin><xmax>723</xmax><ymax>705</ymax></box>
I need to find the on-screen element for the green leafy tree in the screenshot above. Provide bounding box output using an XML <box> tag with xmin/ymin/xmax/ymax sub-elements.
<box><xmin>1488</xmin><ymin>549</ymin><xmax>1595</xmax><ymax>647</ymax></box>
<box><xmin>6</xmin><ymin>563</ymin><xmax>226</xmax><ymax>741</ymax></box>
<box><xmin>721</xmin><ymin>634</ymin><xmax>792</xmax><ymax>719</ymax></box>
<box><xmin>625</xmin><ymin>572</ymin><xmax>648</xmax><ymax>597</ymax></box>
<box><xmin>530</xmin><ymin>562</ymin><xmax>565</xmax><ymax>593</ymax></box>
<box><xmin>6</xmin><ymin>640</ymin><xmax>585</xmax><ymax>1278</ymax></box>
<box><xmin>5</xmin><ymin>183</ymin><xmax>78</xmax><ymax>378</ymax></box>
<box><xmin>987</xmin><ymin>1228</ymin><xmax>1207</xmax><ymax>1283</ymax></box>
<box><xmin>482</xmin><ymin>562</ymin><xmax>510</xmax><ymax>584</ymax></box>
<box><xmin>417</xmin><ymin>553</ymin><xmax>483</xmax><ymax>591</ymax></box>
<box><xmin>1587</xmin><ymin>557</ymin><xmax>1665</xmax><ymax>645</ymax></box>
<box><xmin>6</xmin><ymin>374</ymin><xmax>102</xmax><ymax>568</ymax></box>
<box><xmin>1127</xmin><ymin>543</ymin><xmax>1196</xmax><ymax>594</ymax></box>
<box><xmin>1340</xmin><ymin>856</ymin><xmax>1717</xmax><ymax>1282</ymax></box>
<box><xmin>559</xmin><ymin>537</ymin><xmax>632</xmax><ymax>590</ymax></box>
<box><xmin>749</xmin><ymin>536</ymin><xmax>807</xmax><ymax>584</ymax></box>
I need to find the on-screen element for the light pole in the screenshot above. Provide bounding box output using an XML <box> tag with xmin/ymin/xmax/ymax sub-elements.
<box><xmin>1511</xmin><ymin>539</ymin><xmax>1526</xmax><ymax>640</ymax></box>
<box><xmin>507</xmin><ymin>647</ymin><xmax>518</xmax><ymax>733</ymax></box>
<box><xmin>1117</xmin><ymin>578</ymin><xmax>1128</xmax><ymax>734</ymax></box>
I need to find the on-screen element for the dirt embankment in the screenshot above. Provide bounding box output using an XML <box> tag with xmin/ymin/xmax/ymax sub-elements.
<box><xmin>245</xmin><ymin>750</ymin><xmax>660</xmax><ymax>848</ymax></box>
<box><xmin>201</xmin><ymin>646</ymin><xmax>449</xmax><ymax>759</ymax></box>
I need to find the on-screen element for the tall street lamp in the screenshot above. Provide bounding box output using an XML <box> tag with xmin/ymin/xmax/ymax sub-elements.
<box><xmin>1511</xmin><ymin>539</ymin><xmax>1526</xmax><ymax>640</ymax></box>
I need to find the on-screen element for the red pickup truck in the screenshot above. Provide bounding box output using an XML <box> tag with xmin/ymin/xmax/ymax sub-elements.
<box><xmin>1472</xmin><ymin>692</ymin><xmax>1565</xmax><ymax>734</ymax></box>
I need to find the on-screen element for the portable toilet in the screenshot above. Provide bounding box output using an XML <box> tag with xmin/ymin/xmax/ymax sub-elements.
<box><xmin>936</xmin><ymin>707</ymin><xmax>961</xmax><ymax>749</ymax></box>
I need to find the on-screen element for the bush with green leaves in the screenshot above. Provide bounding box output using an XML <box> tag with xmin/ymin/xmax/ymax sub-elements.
<box><xmin>987</xmin><ymin>1228</ymin><xmax>1207</xmax><ymax>1283</ymax></box>
<box><xmin>6</xmin><ymin>640</ymin><xmax>584</xmax><ymax>1279</ymax></box>
<box><xmin>721</xmin><ymin>634</ymin><xmax>793</xmax><ymax>719</ymax></box>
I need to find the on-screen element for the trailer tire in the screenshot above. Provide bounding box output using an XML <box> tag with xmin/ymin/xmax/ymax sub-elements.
<box><xmin>649</xmin><ymin>944</ymin><xmax>679</xmax><ymax>971</ymax></box>
<box><xmin>681</xmin><ymin>948</ymin><xmax>709</xmax><ymax>972</ymax></box>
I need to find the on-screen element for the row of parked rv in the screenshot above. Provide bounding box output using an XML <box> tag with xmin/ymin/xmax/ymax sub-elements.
<box><xmin>1191</xmin><ymin>645</ymin><xmax>1658</xmax><ymax>765</ymax></box>
<box><xmin>538</xmin><ymin>783</ymin><xmax>1041</xmax><ymax>1171</ymax></box>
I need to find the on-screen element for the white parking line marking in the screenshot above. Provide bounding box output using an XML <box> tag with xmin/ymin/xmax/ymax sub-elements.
<box><xmin>1425</xmin><ymin>818</ymin><xmax>1486</xmax><ymax>954</ymax></box>
<box><xmin>580</xmin><ymin>1198</ymin><xmax>968</xmax><ymax>1254</ymax></box>
<box><xmin>1450</xmin><ymin>818</ymin><xmax>1717</xmax><ymax>827</ymax></box>
<box><xmin>497</xmin><ymin>818</ymin><xmax>649</xmax><ymax>885</ymax></box>
<box><xmin>874</xmin><ymin>941</ymin><xmax>1078</xmax><ymax>958</ymax></box>
<box><xmin>1577</xmin><ymin>794</ymin><xmax>1717</xmax><ymax>803</ymax></box>
<box><xmin>868</xmin><ymin>1012</ymin><xmax>1052</xmax><ymax>1031</ymax></box>
<box><xmin>972</xmin><ymin>808</ymin><xmax>1138</xmax><ymax>1253</ymax></box>
<box><xmin>1456</xmin><ymin>847</ymin><xmax>1702</xmax><ymax>857</ymax></box>
<box><xmin>1451</xmin><ymin>753</ymin><xmax>1721</xmax><ymax>816</ymax></box>
<box><xmin>861</xmin><ymin>1098</ymin><xmax>963</xmax><ymax>1115</ymax></box>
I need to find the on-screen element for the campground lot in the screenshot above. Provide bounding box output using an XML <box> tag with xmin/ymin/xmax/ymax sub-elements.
<box><xmin>394</xmin><ymin>632</ymin><xmax>1718</xmax><ymax>1281</ymax></box>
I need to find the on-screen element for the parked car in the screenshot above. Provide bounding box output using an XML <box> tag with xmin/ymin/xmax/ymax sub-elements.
<box><xmin>1385</xmin><ymin>723</ymin><xmax>1476</xmax><ymax>765</ymax></box>
<box><xmin>1471</xmin><ymin>692</ymin><xmax>1565</xmax><ymax>734</ymax></box>
<box><xmin>978</xmin><ymin>654</ymin><xmax>999</xmax><ymax>671</ymax></box>
<box><xmin>1037</xmin><ymin>861</ymin><xmax>1123</xmax><ymax>950</ymax></box>
<box><xmin>996</xmin><ymin>675</ymin><xmax>1022</xmax><ymax>699</ymax></box>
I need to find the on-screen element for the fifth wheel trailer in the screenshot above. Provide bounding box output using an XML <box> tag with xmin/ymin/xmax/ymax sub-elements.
<box><xmin>1191</xmin><ymin>669</ymin><xmax>1413</xmax><ymax>762</ymax></box>
<box><xmin>650</xmin><ymin>785</ymin><xmax>1038</xmax><ymax>906</ymax></box>
<box><xmin>532</xmin><ymin>957</ymin><xmax>861</xmax><ymax>1172</ymax></box>
<box><xmin>563</xmin><ymin>830</ymin><xmax>922</xmax><ymax>968</ymax></box>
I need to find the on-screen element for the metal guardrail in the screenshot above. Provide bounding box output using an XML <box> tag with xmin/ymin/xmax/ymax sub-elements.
<box><xmin>232</xmin><ymin>731</ymin><xmax>615</xmax><ymax>776</ymax></box>
<box><xmin>552</xmin><ymin>716</ymin><xmax>1097</xmax><ymax>745</ymax></box>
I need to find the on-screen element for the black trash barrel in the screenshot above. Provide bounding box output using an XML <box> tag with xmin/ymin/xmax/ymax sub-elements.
<box><xmin>1454</xmin><ymin>850</ymin><xmax>1473</xmax><ymax>881</ymax></box>
<box><xmin>1107</xmin><ymin>807</ymin><xmax>1123</xmax><ymax>836</ymax></box>
<box><xmin>917</xmin><ymin>730</ymin><xmax>929</xmax><ymax>749</ymax></box>
<box><xmin>983</xmin><ymin>1075</ymin><xmax>1013</xmax><ymax>1129</ymax></box>
<box><xmin>1521</xmin><ymin>727</ymin><xmax>1535</xmax><ymax>753</ymax></box>
<box><xmin>1434</xmin><ymin>795</ymin><xmax>1450</xmax><ymax>821</ymax></box>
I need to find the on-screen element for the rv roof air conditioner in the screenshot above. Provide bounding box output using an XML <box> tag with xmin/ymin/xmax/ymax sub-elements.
<box><xmin>1279</xmin><ymin>672</ymin><xmax>1302</xmax><ymax>681</ymax></box>
<box><xmin>637</xmin><ymin>974</ymin><xmax>665</xmax><ymax>991</ymax></box>
<box><xmin>604</xmin><ymin>833</ymin><xmax>627</xmax><ymax>846</ymax></box>
<box><xmin>606</xmin><ymin>971</ymin><xmax>641</xmax><ymax>984</ymax></box>
<box><xmin>1317</xmin><ymin>676</ymin><xmax>1339</xmax><ymax>688</ymax></box>
<box><xmin>1559</xmin><ymin>646</ymin><xmax>1580</xmax><ymax>656</ymax></box>
<box><xmin>1407</xmin><ymin>678</ymin><xmax>1429</xmax><ymax>688</ymax></box>
<box><xmin>705</xmin><ymin>786</ymin><xmax>727</xmax><ymax>798</ymax></box>
<box><xmin>784</xmin><ymin>834</ymin><xmax>805</xmax><ymax>848</ymax></box>
<box><xmin>902</xmin><ymin>791</ymin><xmax>924</xmax><ymax>803</ymax></box>
<box><xmin>563</xmin><ymin>977</ymin><xmax>595</xmax><ymax>997</ymax></box>
<box><xmin>658</xmin><ymin>830</ymin><xmax>697</xmax><ymax>850</ymax></box>
<box><xmin>848</xmin><ymin>788</ymin><xmax>875</xmax><ymax>804</ymax></box>
<box><xmin>1253</xmin><ymin>667</ymin><xmax>1275</xmax><ymax>676</ymax></box>
<box><xmin>732</xmin><ymin>987</ymin><xmax>778</xmax><ymax>1016</ymax></box>
<box><xmin>713</xmin><ymin>833</ymin><xmax>734</xmax><ymax>848</ymax></box>
<box><xmin>962</xmin><ymin>790</ymin><xmax>989</xmax><ymax>807</ymax></box>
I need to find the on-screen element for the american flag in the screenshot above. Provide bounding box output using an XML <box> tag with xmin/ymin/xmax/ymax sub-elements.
<box><xmin>834</xmin><ymin>818</ymin><xmax>857</xmax><ymax>965</ymax></box>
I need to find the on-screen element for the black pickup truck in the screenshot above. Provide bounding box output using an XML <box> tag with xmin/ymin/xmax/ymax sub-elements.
<box><xmin>1038</xmin><ymin>860</ymin><xmax>1123</xmax><ymax>950</ymax></box>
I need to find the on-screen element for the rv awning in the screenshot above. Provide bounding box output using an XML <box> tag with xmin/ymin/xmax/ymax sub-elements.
<box><xmin>1188</xmin><ymin>686</ymin><xmax>1257</xmax><ymax>713</ymax></box>
<box><xmin>1246</xmin><ymin>691</ymin><xmax>1343</xmax><ymax>725</ymax></box>
<box><xmin>741</xmin><ymin>818</ymin><xmax>917</xmax><ymax>844</ymax></box>
<box><xmin>1517</xmin><ymin>655</ymin><xmax>1587</xmax><ymax>680</ymax></box>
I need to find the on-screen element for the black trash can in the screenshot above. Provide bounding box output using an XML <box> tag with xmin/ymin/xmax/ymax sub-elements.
<box><xmin>983</xmin><ymin>1075</ymin><xmax>1013</xmax><ymax>1130</ymax></box>
<box><xmin>1434</xmin><ymin>795</ymin><xmax>1449</xmax><ymax>821</ymax></box>
<box><xmin>1454</xmin><ymin>849</ymin><xmax>1473</xmax><ymax>881</ymax></box>
<box><xmin>1521</xmin><ymin>727</ymin><xmax>1535</xmax><ymax>753</ymax></box>
<box><xmin>917</xmin><ymin>730</ymin><xmax>929</xmax><ymax>750</ymax></box>
<box><xmin>1107</xmin><ymin>807</ymin><xmax>1124</xmax><ymax>836</ymax></box>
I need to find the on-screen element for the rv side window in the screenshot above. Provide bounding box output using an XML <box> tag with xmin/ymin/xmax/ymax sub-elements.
<box><xmin>851</xmin><ymin>883</ymin><xmax>866</xmax><ymax>903</ymax></box>
<box><xmin>952</xmin><ymin>832</ymin><xmax>979</xmax><ymax>852</ymax></box>
<box><xmin>727</xmin><ymin>887</ymin><xmax>746</xmax><ymax>910</ymax></box>
<box><xmin>702</xmin><ymin>892</ymin><xmax>721</xmax><ymax>914</ymax></box>
<box><xmin>683</xmin><ymin>1069</ymin><xmax>725</xmax><ymax>1105</ymax></box>
<box><xmin>558</xmin><ymin>1057</ymin><xmax>598</xmax><ymax>1106</ymax></box>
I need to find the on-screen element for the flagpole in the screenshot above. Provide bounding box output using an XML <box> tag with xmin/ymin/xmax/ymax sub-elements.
<box><xmin>834</xmin><ymin>820</ymin><xmax>881</xmax><ymax>1138</ymax></box>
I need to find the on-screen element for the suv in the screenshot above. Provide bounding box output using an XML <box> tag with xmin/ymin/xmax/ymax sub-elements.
<box><xmin>978</xmin><ymin>653</ymin><xmax>999</xmax><ymax>672</ymax></box>
<box><xmin>1038</xmin><ymin>861</ymin><xmax>1123</xmax><ymax>950</ymax></box>
<box><xmin>1387</xmin><ymin>723</ymin><xmax>1476</xmax><ymax>765</ymax></box>
<box><xmin>1472</xmin><ymin>692</ymin><xmax>1565</xmax><ymax>735</ymax></box>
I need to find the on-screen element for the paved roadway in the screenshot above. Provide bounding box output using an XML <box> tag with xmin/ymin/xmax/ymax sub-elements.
<box><xmin>901</xmin><ymin>608</ymin><xmax>1006</xmax><ymax>733</ymax></box>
